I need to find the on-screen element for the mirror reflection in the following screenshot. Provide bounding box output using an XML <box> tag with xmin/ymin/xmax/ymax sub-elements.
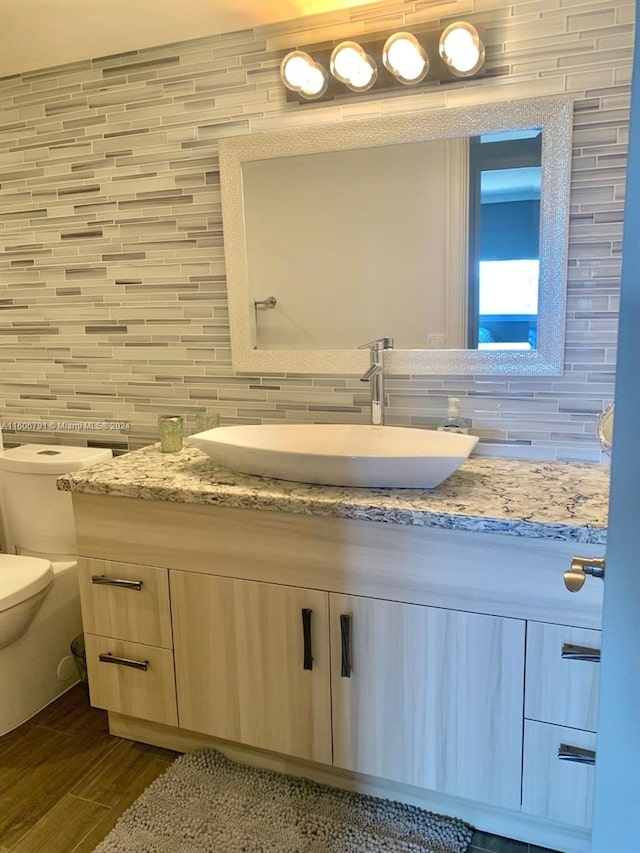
<box><xmin>243</xmin><ymin>129</ymin><xmax>542</xmax><ymax>351</ymax></box>
<box><xmin>471</xmin><ymin>129</ymin><xmax>541</xmax><ymax>350</ymax></box>
<box><xmin>597</xmin><ymin>404</ymin><xmax>614</xmax><ymax>455</ymax></box>
<box><xmin>219</xmin><ymin>95</ymin><xmax>572</xmax><ymax>376</ymax></box>
<box><xmin>244</xmin><ymin>138</ymin><xmax>467</xmax><ymax>351</ymax></box>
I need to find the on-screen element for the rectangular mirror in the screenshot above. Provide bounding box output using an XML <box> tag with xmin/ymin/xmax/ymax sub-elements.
<box><xmin>220</xmin><ymin>95</ymin><xmax>573</xmax><ymax>375</ymax></box>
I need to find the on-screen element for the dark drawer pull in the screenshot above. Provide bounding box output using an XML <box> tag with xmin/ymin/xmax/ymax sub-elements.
<box><xmin>561</xmin><ymin>642</ymin><xmax>600</xmax><ymax>663</ymax></box>
<box><xmin>302</xmin><ymin>608</ymin><xmax>313</xmax><ymax>671</ymax></box>
<box><xmin>340</xmin><ymin>613</ymin><xmax>352</xmax><ymax>678</ymax></box>
<box><xmin>558</xmin><ymin>743</ymin><xmax>596</xmax><ymax>765</ymax></box>
<box><xmin>98</xmin><ymin>652</ymin><xmax>149</xmax><ymax>671</ymax></box>
<box><xmin>92</xmin><ymin>575</ymin><xmax>143</xmax><ymax>591</ymax></box>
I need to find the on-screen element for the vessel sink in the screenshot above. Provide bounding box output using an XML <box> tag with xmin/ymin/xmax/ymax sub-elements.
<box><xmin>188</xmin><ymin>424</ymin><xmax>478</xmax><ymax>489</ymax></box>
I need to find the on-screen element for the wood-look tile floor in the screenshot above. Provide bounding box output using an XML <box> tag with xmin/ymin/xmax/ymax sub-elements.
<box><xmin>0</xmin><ymin>685</ymin><xmax>558</xmax><ymax>853</ymax></box>
<box><xmin>0</xmin><ymin>684</ymin><xmax>178</xmax><ymax>852</ymax></box>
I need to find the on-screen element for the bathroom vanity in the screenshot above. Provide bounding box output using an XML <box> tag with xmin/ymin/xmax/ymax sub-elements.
<box><xmin>59</xmin><ymin>446</ymin><xmax>608</xmax><ymax>853</ymax></box>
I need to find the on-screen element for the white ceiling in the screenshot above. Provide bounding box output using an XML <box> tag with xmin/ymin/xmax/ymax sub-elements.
<box><xmin>0</xmin><ymin>0</ymin><xmax>381</xmax><ymax>78</ymax></box>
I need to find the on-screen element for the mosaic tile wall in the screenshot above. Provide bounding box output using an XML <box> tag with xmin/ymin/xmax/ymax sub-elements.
<box><xmin>0</xmin><ymin>0</ymin><xmax>632</xmax><ymax>461</ymax></box>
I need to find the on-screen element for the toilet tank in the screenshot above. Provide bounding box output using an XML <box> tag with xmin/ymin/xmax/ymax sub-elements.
<box><xmin>0</xmin><ymin>445</ymin><xmax>113</xmax><ymax>558</ymax></box>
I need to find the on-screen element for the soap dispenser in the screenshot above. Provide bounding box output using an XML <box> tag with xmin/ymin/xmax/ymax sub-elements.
<box><xmin>437</xmin><ymin>397</ymin><xmax>469</xmax><ymax>434</ymax></box>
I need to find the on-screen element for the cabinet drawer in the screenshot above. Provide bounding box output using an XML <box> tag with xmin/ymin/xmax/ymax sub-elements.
<box><xmin>525</xmin><ymin>622</ymin><xmax>600</xmax><ymax>731</ymax></box>
<box><xmin>522</xmin><ymin>720</ymin><xmax>595</xmax><ymax>828</ymax></box>
<box><xmin>84</xmin><ymin>633</ymin><xmax>177</xmax><ymax>727</ymax></box>
<box><xmin>79</xmin><ymin>558</ymin><xmax>172</xmax><ymax>648</ymax></box>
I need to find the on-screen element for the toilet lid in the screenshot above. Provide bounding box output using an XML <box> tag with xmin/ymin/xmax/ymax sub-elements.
<box><xmin>0</xmin><ymin>554</ymin><xmax>53</xmax><ymax>611</ymax></box>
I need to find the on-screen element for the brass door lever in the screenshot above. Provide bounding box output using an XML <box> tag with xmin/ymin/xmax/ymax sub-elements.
<box><xmin>564</xmin><ymin>556</ymin><xmax>606</xmax><ymax>593</ymax></box>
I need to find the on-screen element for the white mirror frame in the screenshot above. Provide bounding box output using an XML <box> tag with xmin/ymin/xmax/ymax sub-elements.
<box><xmin>220</xmin><ymin>95</ymin><xmax>573</xmax><ymax>376</ymax></box>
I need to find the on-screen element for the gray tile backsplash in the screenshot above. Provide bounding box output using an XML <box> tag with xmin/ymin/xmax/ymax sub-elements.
<box><xmin>0</xmin><ymin>0</ymin><xmax>631</xmax><ymax>461</ymax></box>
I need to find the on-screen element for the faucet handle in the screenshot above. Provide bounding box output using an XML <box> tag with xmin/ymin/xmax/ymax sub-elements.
<box><xmin>358</xmin><ymin>337</ymin><xmax>394</xmax><ymax>351</ymax></box>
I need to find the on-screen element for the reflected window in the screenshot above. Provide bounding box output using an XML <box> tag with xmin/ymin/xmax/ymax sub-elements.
<box><xmin>468</xmin><ymin>130</ymin><xmax>542</xmax><ymax>349</ymax></box>
<box><xmin>478</xmin><ymin>259</ymin><xmax>539</xmax><ymax>350</ymax></box>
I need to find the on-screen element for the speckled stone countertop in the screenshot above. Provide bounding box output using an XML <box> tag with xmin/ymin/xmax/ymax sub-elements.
<box><xmin>58</xmin><ymin>444</ymin><xmax>609</xmax><ymax>544</ymax></box>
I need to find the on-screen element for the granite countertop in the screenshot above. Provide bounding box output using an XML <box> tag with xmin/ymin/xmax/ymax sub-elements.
<box><xmin>58</xmin><ymin>444</ymin><xmax>609</xmax><ymax>545</ymax></box>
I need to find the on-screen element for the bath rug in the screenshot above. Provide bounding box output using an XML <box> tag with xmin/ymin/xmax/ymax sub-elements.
<box><xmin>94</xmin><ymin>747</ymin><xmax>473</xmax><ymax>853</ymax></box>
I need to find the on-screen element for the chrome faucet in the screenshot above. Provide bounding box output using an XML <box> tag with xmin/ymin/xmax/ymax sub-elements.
<box><xmin>359</xmin><ymin>337</ymin><xmax>394</xmax><ymax>426</ymax></box>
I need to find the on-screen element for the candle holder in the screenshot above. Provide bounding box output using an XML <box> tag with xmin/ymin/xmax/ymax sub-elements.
<box><xmin>158</xmin><ymin>415</ymin><xmax>184</xmax><ymax>453</ymax></box>
<box><xmin>194</xmin><ymin>413</ymin><xmax>220</xmax><ymax>433</ymax></box>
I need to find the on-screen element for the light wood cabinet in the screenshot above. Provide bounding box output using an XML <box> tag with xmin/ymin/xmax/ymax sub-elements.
<box><xmin>171</xmin><ymin>572</ymin><xmax>332</xmax><ymax>765</ymax></box>
<box><xmin>330</xmin><ymin>594</ymin><xmax>525</xmax><ymax>809</ymax></box>
<box><xmin>170</xmin><ymin>575</ymin><xmax>525</xmax><ymax>809</ymax></box>
<box><xmin>73</xmin><ymin>494</ymin><xmax>605</xmax><ymax>853</ymax></box>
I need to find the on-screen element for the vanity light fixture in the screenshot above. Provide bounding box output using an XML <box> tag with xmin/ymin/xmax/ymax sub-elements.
<box><xmin>280</xmin><ymin>49</ymin><xmax>329</xmax><ymax>99</ymax></box>
<box><xmin>280</xmin><ymin>21</ymin><xmax>487</xmax><ymax>102</ymax></box>
<box><xmin>330</xmin><ymin>41</ymin><xmax>377</xmax><ymax>92</ymax></box>
<box><xmin>438</xmin><ymin>22</ymin><xmax>485</xmax><ymax>77</ymax></box>
<box><xmin>382</xmin><ymin>32</ymin><xmax>429</xmax><ymax>85</ymax></box>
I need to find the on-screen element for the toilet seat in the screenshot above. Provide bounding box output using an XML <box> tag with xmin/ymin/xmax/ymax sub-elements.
<box><xmin>0</xmin><ymin>554</ymin><xmax>53</xmax><ymax>612</ymax></box>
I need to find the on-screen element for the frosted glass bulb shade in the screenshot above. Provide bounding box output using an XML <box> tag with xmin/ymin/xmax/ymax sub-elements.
<box><xmin>439</xmin><ymin>22</ymin><xmax>485</xmax><ymax>77</ymax></box>
<box><xmin>347</xmin><ymin>55</ymin><xmax>377</xmax><ymax>90</ymax></box>
<box><xmin>281</xmin><ymin>51</ymin><xmax>313</xmax><ymax>88</ymax></box>
<box><xmin>382</xmin><ymin>32</ymin><xmax>429</xmax><ymax>85</ymax></box>
<box><xmin>280</xmin><ymin>50</ymin><xmax>328</xmax><ymax>99</ymax></box>
<box><xmin>282</xmin><ymin>54</ymin><xmax>310</xmax><ymax>88</ymax></box>
<box><xmin>331</xmin><ymin>42</ymin><xmax>363</xmax><ymax>81</ymax></box>
<box><xmin>301</xmin><ymin>65</ymin><xmax>327</xmax><ymax>96</ymax></box>
<box><xmin>330</xmin><ymin>41</ymin><xmax>378</xmax><ymax>91</ymax></box>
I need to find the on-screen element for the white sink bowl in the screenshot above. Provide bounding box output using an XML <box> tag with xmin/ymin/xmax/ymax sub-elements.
<box><xmin>188</xmin><ymin>424</ymin><xmax>478</xmax><ymax>489</ymax></box>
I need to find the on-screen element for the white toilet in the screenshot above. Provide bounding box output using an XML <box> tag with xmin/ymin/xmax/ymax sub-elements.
<box><xmin>0</xmin><ymin>443</ymin><xmax>112</xmax><ymax>735</ymax></box>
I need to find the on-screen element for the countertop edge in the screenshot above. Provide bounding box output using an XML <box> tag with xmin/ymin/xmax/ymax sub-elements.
<box><xmin>58</xmin><ymin>471</ymin><xmax>607</xmax><ymax>546</ymax></box>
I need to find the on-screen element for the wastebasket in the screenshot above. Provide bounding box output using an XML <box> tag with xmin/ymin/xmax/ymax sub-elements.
<box><xmin>70</xmin><ymin>633</ymin><xmax>88</xmax><ymax>691</ymax></box>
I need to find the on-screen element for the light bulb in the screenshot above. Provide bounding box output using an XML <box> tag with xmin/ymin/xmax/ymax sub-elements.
<box><xmin>442</xmin><ymin>30</ymin><xmax>477</xmax><ymax>72</ymax></box>
<box><xmin>280</xmin><ymin>50</ymin><xmax>328</xmax><ymax>99</ymax></box>
<box><xmin>439</xmin><ymin>22</ymin><xmax>485</xmax><ymax>77</ymax></box>
<box><xmin>281</xmin><ymin>52</ymin><xmax>313</xmax><ymax>89</ymax></box>
<box><xmin>330</xmin><ymin>41</ymin><xmax>377</xmax><ymax>91</ymax></box>
<box><xmin>301</xmin><ymin>65</ymin><xmax>326</xmax><ymax>97</ymax></box>
<box><xmin>332</xmin><ymin>44</ymin><xmax>363</xmax><ymax>81</ymax></box>
<box><xmin>383</xmin><ymin>32</ymin><xmax>428</xmax><ymax>84</ymax></box>
<box><xmin>351</xmin><ymin>57</ymin><xmax>375</xmax><ymax>88</ymax></box>
<box><xmin>387</xmin><ymin>38</ymin><xmax>413</xmax><ymax>67</ymax></box>
<box><xmin>453</xmin><ymin>44</ymin><xmax>480</xmax><ymax>73</ymax></box>
<box><xmin>444</xmin><ymin>28</ymin><xmax>474</xmax><ymax>55</ymax></box>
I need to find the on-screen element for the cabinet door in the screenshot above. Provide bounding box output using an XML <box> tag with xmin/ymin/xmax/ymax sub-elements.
<box><xmin>330</xmin><ymin>594</ymin><xmax>525</xmax><ymax>809</ymax></box>
<box><xmin>171</xmin><ymin>571</ymin><xmax>332</xmax><ymax>764</ymax></box>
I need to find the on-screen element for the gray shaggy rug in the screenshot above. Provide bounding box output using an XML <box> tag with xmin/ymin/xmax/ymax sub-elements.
<box><xmin>94</xmin><ymin>748</ymin><xmax>473</xmax><ymax>852</ymax></box>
